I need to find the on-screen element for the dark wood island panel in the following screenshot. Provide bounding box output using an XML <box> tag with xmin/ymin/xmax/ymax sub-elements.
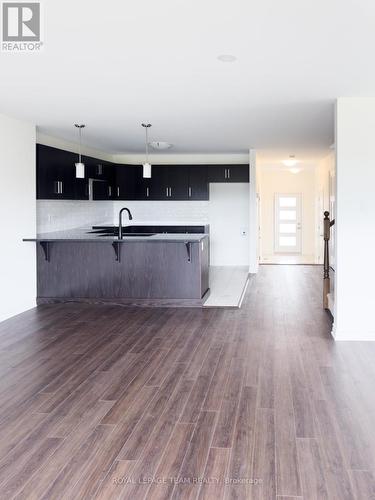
<box><xmin>36</xmin><ymin>239</ymin><xmax>209</xmax><ymax>307</ymax></box>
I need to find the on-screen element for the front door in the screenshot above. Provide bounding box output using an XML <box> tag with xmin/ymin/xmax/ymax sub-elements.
<box><xmin>274</xmin><ymin>193</ymin><xmax>302</xmax><ymax>253</ymax></box>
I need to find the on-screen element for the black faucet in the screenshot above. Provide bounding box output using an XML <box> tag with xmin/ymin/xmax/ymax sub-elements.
<box><xmin>118</xmin><ymin>207</ymin><xmax>133</xmax><ymax>239</ymax></box>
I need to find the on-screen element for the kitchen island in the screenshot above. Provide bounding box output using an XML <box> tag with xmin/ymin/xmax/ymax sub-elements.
<box><xmin>24</xmin><ymin>227</ymin><xmax>210</xmax><ymax>307</ymax></box>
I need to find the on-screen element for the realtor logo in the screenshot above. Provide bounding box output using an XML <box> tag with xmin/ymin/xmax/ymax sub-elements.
<box><xmin>1</xmin><ymin>2</ymin><xmax>43</xmax><ymax>51</ymax></box>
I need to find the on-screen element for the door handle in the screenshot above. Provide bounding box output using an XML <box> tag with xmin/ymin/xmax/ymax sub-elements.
<box><xmin>227</xmin><ymin>168</ymin><xmax>230</xmax><ymax>179</ymax></box>
<box><xmin>224</xmin><ymin>168</ymin><xmax>227</xmax><ymax>179</ymax></box>
<box><xmin>117</xmin><ymin>186</ymin><xmax>120</xmax><ymax>197</ymax></box>
<box><xmin>188</xmin><ymin>187</ymin><xmax>192</xmax><ymax>198</ymax></box>
<box><xmin>146</xmin><ymin>187</ymin><xmax>149</xmax><ymax>198</ymax></box>
<box><xmin>108</xmin><ymin>186</ymin><xmax>112</xmax><ymax>197</ymax></box>
<box><xmin>169</xmin><ymin>187</ymin><xmax>172</xmax><ymax>197</ymax></box>
<box><xmin>55</xmin><ymin>181</ymin><xmax>63</xmax><ymax>194</ymax></box>
<box><xmin>166</xmin><ymin>187</ymin><xmax>169</xmax><ymax>197</ymax></box>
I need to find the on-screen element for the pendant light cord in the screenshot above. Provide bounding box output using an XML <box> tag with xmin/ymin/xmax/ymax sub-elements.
<box><xmin>79</xmin><ymin>127</ymin><xmax>82</xmax><ymax>163</ymax></box>
<box><xmin>145</xmin><ymin>126</ymin><xmax>149</xmax><ymax>164</ymax></box>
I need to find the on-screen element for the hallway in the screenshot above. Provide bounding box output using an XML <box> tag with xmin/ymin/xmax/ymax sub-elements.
<box><xmin>0</xmin><ymin>266</ymin><xmax>373</xmax><ymax>499</ymax></box>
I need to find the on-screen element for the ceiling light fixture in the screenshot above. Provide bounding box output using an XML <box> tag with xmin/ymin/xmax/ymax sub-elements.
<box><xmin>282</xmin><ymin>155</ymin><xmax>299</xmax><ymax>167</ymax></box>
<box><xmin>142</xmin><ymin>123</ymin><xmax>152</xmax><ymax>178</ymax></box>
<box><xmin>74</xmin><ymin>124</ymin><xmax>85</xmax><ymax>178</ymax></box>
<box><xmin>217</xmin><ymin>54</ymin><xmax>237</xmax><ymax>63</ymax></box>
<box><xmin>289</xmin><ymin>168</ymin><xmax>301</xmax><ymax>174</ymax></box>
<box><xmin>149</xmin><ymin>141</ymin><xmax>172</xmax><ymax>150</ymax></box>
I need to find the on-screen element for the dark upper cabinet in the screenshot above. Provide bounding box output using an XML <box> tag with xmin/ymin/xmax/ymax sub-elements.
<box><xmin>37</xmin><ymin>144</ymin><xmax>76</xmax><ymax>199</ymax></box>
<box><xmin>85</xmin><ymin>157</ymin><xmax>114</xmax><ymax>181</ymax></box>
<box><xmin>188</xmin><ymin>166</ymin><xmax>208</xmax><ymax>200</ymax></box>
<box><xmin>115</xmin><ymin>165</ymin><xmax>138</xmax><ymax>200</ymax></box>
<box><xmin>92</xmin><ymin>180</ymin><xmax>112</xmax><ymax>200</ymax></box>
<box><xmin>207</xmin><ymin>164</ymin><xmax>249</xmax><ymax>183</ymax></box>
<box><xmin>36</xmin><ymin>144</ymin><xmax>244</xmax><ymax>202</ymax></box>
<box><xmin>149</xmin><ymin>166</ymin><xmax>189</xmax><ymax>200</ymax></box>
<box><xmin>167</xmin><ymin>166</ymin><xmax>189</xmax><ymax>200</ymax></box>
<box><xmin>148</xmin><ymin>166</ymin><xmax>169</xmax><ymax>200</ymax></box>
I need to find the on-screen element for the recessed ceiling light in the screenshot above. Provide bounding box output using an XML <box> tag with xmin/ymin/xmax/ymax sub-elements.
<box><xmin>149</xmin><ymin>141</ymin><xmax>173</xmax><ymax>150</ymax></box>
<box><xmin>282</xmin><ymin>155</ymin><xmax>299</xmax><ymax>167</ymax></box>
<box><xmin>217</xmin><ymin>54</ymin><xmax>237</xmax><ymax>63</ymax></box>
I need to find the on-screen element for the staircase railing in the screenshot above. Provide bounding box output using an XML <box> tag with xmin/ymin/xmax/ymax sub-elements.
<box><xmin>323</xmin><ymin>211</ymin><xmax>335</xmax><ymax>309</ymax></box>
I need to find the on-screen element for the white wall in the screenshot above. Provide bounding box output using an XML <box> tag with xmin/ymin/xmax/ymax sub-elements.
<box><xmin>249</xmin><ymin>149</ymin><xmax>259</xmax><ymax>273</ymax></box>
<box><xmin>259</xmin><ymin>167</ymin><xmax>316</xmax><ymax>260</ymax></box>
<box><xmin>0</xmin><ymin>114</ymin><xmax>36</xmax><ymax>322</ymax></box>
<box><xmin>208</xmin><ymin>184</ymin><xmax>250</xmax><ymax>266</ymax></box>
<box><xmin>334</xmin><ymin>98</ymin><xmax>375</xmax><ymax>341</ymax></box>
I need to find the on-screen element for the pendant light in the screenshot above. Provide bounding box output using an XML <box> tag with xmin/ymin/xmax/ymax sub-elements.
<box><xmin>142</xmin><ymin>123</ymin><xmax>152</xmax><ymax>178</ymax></box>
<box><xmin>74</xmin><ymin>124</ymin><xmax>86</xmax><ymax>178</ymax></box>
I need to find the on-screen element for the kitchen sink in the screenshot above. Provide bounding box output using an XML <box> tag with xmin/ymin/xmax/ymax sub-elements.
<box><xmin>94</xmin><ymin>233</ymin><xmax>156</xmax><ymax>238</ymax></box>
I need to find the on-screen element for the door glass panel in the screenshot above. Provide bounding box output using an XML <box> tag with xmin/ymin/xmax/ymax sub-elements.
<box><xmin>279</xmin><ymin>197</ymin><xmax>297</xmax><ymax>207</ymax></box>
<box><xmin>279</xmin><ymin>236</ymin><xmax>297</xmax><ymax>246</ymax></box>
<box><xmin>279</xmin><ymin>210</ymin><xmax>296</xmax><ymax>220</ymax></box>
<box><xmin>279</xmin><ymin>223</ymin><xmax>296</xmax><ymax>234</ymax></box>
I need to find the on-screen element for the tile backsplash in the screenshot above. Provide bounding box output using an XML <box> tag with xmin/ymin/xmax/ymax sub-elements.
<box><xmin>37</xmin><ymin>200</ymin><xmax>209</xmax><ymax>232</ymax></box>
<box><xmin>111</xmin><ymin>201</ymin><xmax>209</xmax><ymax>224</ymax></box>
<box><xmin>37</xmin><ymin>200</ymin><xmax>113</xmax><ymax>232</ymax></box>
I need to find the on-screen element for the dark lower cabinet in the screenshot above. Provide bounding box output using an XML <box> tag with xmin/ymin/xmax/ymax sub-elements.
<box><xmin>36</xmin><ymin>144</ymin><xmax>248</xmax><ymax>201</ymax></box>
<box><xmin>207</xmin><ymin>164</ymin><xmax>249</xmax><ymax>183</ymax></box>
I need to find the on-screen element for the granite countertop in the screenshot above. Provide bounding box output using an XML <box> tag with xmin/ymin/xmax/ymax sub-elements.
<box><xmin>23</xmin><ymin>228</ymin><xmax>209</xmax><ymax>243</ymax></box>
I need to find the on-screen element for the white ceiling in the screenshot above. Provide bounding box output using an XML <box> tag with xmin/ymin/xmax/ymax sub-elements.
<box><xmin>0</xmin><ymin>0</ymin><xmax>374</xmax><ymax>155</ymax></box>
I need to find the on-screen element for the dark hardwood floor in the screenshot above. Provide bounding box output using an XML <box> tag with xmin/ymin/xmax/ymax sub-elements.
<box><xmin>0</xmin><ymin>265</ymin><xmax>374</xmax><ymax>499</ymax></box>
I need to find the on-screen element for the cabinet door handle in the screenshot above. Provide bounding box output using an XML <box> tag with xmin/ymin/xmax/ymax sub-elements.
<box><xmin>224</xmin><ymin>168</ymin><xmax>227</xmax><ymax>179</ymax></box>
<box><xmin>188</xmin><ymin>187</ymin><xmax>192</xmax><ymax>198</ymax></box>
<box><xmin>227</xmin><ymin>168</ymin><xmax>230</xmax><ymax>179</ymax></box>
<box><xmin>146</xmin><ymin>187</ymin><xmax>149</xmax><ymax>198</ymax></box>
<box><xmin>117</xmin><ymin>186</ymin><xmax>120</xmax><ymax>197</ymax></box>
<box><xmin>166</xmin><ymin>187</ymin><xmax>169</xmax><ymax>197</ymax></box>
<box><xmin>108</xmin><ymin>186</ymin><xmax>112</xmax><ymax>197</ymax></box>
<box><xmin>97</xmin><ymin>164</ymin><xmax>103</xmax><ymax>176</ymax></box>
<box><xmin>54</xmin><ymin>181</ymin><xmax>59</xmax><ymax>194</ymax></box>
<box><xmin>169</xmin><ymin>187</ymin><xmax>172</xmax><ymax>197</ymax></box>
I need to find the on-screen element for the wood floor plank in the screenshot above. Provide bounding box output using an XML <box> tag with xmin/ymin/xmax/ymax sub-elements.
<box><xmin>226</xmin><ymin>385</ymin><xmax>257</xmax><ymax>499</ymax></box>
<box><xmin>13</xmin><ymin>401</ymin><xmax>113</xmax><ymax>499</ymax></box>
<box><xmin>249</xmin><ymin>408</ymin><xmax>276</xmax><ymax>500</ymax></box>
<box><xmin>274</xmin><ymin>340</ymin><xmax>301</xmax><ymax>497</ymax></box>
<box><xmin>0</xmin><ymin>266</ymin><xmax>373</xmax><ymax>499</ymax></box>
<box><xmin>118</xmin><ymin>362</ymin><xmax>187</xmax><ymax>460</ymax></box>
<box><xmin>94</xmin><ymin>459</ymin><xmax>137</xmax><ymax>500</ymax></box>
<box><xmin>171</xmin><ymin>411</ymin><xmax>217</xmax><ymax>500</ymax></box>
<box><xmin>348</xmin><ymin>469</ymin><xmax>375</xmax><ymax>500</ymax></box>
<box><xmin>198</xmin><ymin>447</ymin><xmax>229</xmax><ymax>500</ymax></box>
<box><xmin>296</xmin><ymin>438</ymin><xmax>329</xmax><ymax>500</ymax></box>
<box><xmin>211</xmin><ymin>358</ymin><xmax>244</xmax><ymax>448</ymax></box>
<box><xmin>146</xmin><ymin>423</ymin><xmax>195</xmax><ymax>500</ymax></box>
<box><xmin>180</xmin><ymin>345</ymin><xmax>222</xmax><ymax>423</ymax></box>
<box><xmin>202</xmin><ymin>342</ymin><xmax>234</xmax><ymax>412</ymax></box>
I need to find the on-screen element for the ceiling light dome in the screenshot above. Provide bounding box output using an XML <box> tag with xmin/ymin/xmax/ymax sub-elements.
<box><xmin>149</xmin><ymin>141</ymin><xmax>172</xmax><ymax>150</ymax></box>
<box><xmin>217</xmin><ymin>54</ymin><xmax>237</xmax><ymax>62</ymax></box>
<box><xmin>282</xmin><ymin>155</ymin><xmax>299</xmax><ymax>167</ymax></box>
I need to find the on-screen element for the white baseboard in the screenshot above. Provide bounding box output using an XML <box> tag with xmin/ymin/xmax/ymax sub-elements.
<box><xmin>331</xmin><ymin>325</ymin><xmax>375</xmax><ymax>341</ymax></box>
